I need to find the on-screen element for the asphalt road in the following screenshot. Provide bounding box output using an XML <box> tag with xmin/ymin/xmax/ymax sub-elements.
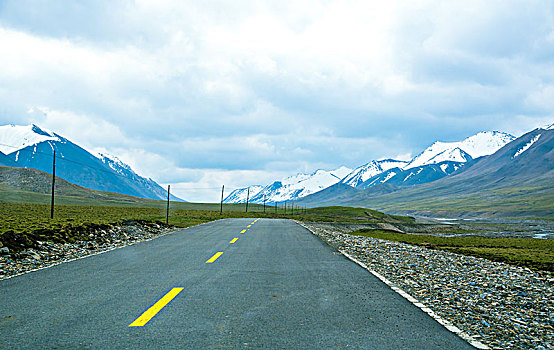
<box><xmin>0</xmin><ymin>218</ymin><xmax>474</xmax><ymax>349</ymax></box>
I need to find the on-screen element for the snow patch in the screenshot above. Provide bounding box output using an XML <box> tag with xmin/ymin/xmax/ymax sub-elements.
<box><xmin>513</xmin><ymin>134</ymin><xmax>541</xmax><ymax>158</ymax></box>
<box><xmin>96</xmin><ymin>152</ymin><xmax>135</xmax><ymax>175</ymax></box>
<box><xmin>381</xmin><ymin>171</ymin><xmax>396</xmax><ymax>183</ymax></box>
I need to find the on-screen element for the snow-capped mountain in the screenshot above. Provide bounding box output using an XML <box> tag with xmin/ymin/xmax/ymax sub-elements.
<box><xmin>296</xmin><ymin>128</ymin><xmax>553</xmax><ymax>218</ymax></box>
<box><xmin>223</xmin><ymin>185</ymin><xmax>264</xmax><ymax>203</ymax></box>
<box><xmin>0</xmin><ymin>124</ymin><xmax>60</xmax><ymax>155</ymax></box>
<box><xmin>404</xmin><ymin>131</ymin><xmax>515</xmax><ymax>169</ymax></box>
<box><xmin>357</xmin><ymin>161</ymin><xmax>465</xmax><ymax>189</ymax></box>
<box><xmin>0</xmin><ymin>124</ymin><xmax>183</xmax><ymax>201</ymax></box>
<box><xmin>224</xmin><ymin>166</ymin><xmax>352</xmax><ymax>203</ymax></box>
<box><xmin>340</xmin><ymin>159</ymin><xmax>409</xmax><ymax>187</ymax></box>
<box><xmin>225</xmin><ymin>131</ymin><xmax>516</xmax><ymax>202</ymax></box>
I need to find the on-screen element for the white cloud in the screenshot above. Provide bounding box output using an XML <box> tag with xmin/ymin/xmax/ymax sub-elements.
<box><xmin>27</xmin><ymin>106</ymin><xmax>128</xmax><ymax>150</ymax></box>
<box><xmin>1</xmin><ymin>0</ymin><xmax>553</xmax><ymax>201</ymax></box>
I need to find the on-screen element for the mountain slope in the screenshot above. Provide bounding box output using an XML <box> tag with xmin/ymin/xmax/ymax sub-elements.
<box><xmin>0</xmin><ymin>152</ymin><xmax>16</xmax><ymax>166</ymax></box>
<box><xmin>0</xmin><ymin>124</ymin><xmax>182</xmax><ymax>201</ymax></box>
<box><xmin>0</xmin><ymin>165</ymin><xmax>168</xmax><ymax>206</ymax></box>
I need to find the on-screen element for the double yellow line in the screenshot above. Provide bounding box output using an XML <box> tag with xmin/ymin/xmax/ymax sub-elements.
<box><xmin>129</xmin><ymin>219</ymin><xmax>261</xmax><ymax>327</ymax></box>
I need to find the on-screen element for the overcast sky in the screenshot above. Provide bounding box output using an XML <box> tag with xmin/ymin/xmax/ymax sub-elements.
<box><xmin>1</xmin><ymin>0</ymin><xmax>553</xmax><ymax>201</ymax></box>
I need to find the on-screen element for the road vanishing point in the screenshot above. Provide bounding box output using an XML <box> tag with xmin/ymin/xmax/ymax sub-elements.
<box><xmin>0</xmin><ymin>219</ymin><xmax>474</xmax><ymax>349</ymax></box>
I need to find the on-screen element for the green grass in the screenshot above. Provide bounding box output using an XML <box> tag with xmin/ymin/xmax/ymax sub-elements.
<box><xmin>0</xmin><ymin>199</ymin><xmax>414</xmax><ymax>252</ymax></box>
<box><xmin>349</xmin><ymin>229</ymin><xmax>554</xmax><ymax>272</ymax></box>
<box><xmin>0</xmin><ymin>202</ymin><xmax>413</xmax><ymax>237</ymax></box>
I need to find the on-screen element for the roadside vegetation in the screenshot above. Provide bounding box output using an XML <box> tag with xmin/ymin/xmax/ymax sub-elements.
<box><xmin>0</xmin><ymin>198</ymin><xmax>411</xmax><ymax>252</ymax></box>
<box><xmin>349</xmin><ymin>229</ymin><xmax>554</xmax><ymax>272</ymax></box>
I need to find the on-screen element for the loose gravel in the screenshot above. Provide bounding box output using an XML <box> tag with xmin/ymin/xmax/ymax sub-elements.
<box><xmin>300</xmin><ymin>222</ymin><xmax>554</xmax><ymax>350</ymax></box>
<box><xmin>0</xmin><ymin>223</ymin><xmax>179</xmax><ymax>280</ymax></box>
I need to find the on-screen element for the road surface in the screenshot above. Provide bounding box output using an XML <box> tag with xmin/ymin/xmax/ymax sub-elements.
<box><xmin>0</xmin><ymin>218</ymin><xmax>474</xmax><ymax>349</ymax></box>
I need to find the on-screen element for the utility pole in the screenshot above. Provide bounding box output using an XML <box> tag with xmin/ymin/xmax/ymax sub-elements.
<box><xmin>166</xmin><ymin>185</ymin><xmax>170</xmax><ymax>225</ymax></box>
<box><xmin>263</xmin><ymin>195</ymin><xmax>266</xmax><ymax>213</ymax></box>
<box><xmin>245</xmin><ymin>187</ymin><xmax>250</xmax><ymax>213</ymax></box>
<box><xmin>220</xmin><ymin>185</ymin><xmax>225</xmax><ymax>215</ymax></box>
<box><xmin>50</xmin><ymin>150</ymin><xmax>56</xmax><ymax>219</ymax></box>
<box><xmin>275</xmin><ymin>202</ymin><xmax>277</xmax><ymax>214</ymax></box>
<box><xmin>284</xmin><ymin>201</ymin><xmax>287</xmax><ymax>215</ymax></box>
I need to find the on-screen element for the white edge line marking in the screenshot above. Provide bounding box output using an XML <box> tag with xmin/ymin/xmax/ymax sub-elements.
<box><xmin>294</xmin><ymin>221</ymin><xmax>489</xmax><ymax>350</ymax></box>
<box><xmin>1</xmin><ymin>219</ymin><xmax>227</xmax><ymax>282</ymax></box>
<box><xmin>340</xmin><ymin>251</ymin><xmax>489</xmax><ymax>350</ymax></box>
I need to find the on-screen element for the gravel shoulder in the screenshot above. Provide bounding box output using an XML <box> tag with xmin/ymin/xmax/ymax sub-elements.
<box><xmin>299</xmin><ymin>221</ymin><xmax>554</xmax><ymax>350</ymax></box>
<box><xmin>0</xmin><ymin>222</ymin><xmax>181</xmax><ymax>280</ymax></box>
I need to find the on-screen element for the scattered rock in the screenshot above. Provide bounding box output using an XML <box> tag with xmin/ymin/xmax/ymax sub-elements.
<box><xmin>0</xmin><ymin>223</ymin><xmax>178</xmax><ymax>280</ymax></box>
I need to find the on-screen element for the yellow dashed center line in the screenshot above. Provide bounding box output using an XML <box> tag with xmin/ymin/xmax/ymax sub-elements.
<box><xmin>129</xmin><ymin>287</ymin><xmax>184</xmax><ymax>327</ymax></box>
<box><xmin>206</xmin><ymin>252</ymin><xmax>224</xmax><ymax>263</ymax></box>
<box><xmin>130</xmin><ymin>219</ymin><xmax>263</xmax><ymax>327</ymax></box>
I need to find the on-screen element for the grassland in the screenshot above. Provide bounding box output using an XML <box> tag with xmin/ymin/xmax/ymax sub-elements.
<box><xmin>0</xmin><ymin>193</ymin><xmax>414</xmax><ymax>253</ymax></box>
<box><xmin>355</xmin><ymin>181</ymin><xmax>554</xmax><ymax>220</ymax></box>
<box><xmin>0</xmin><ymin>202</ymin><xmax>412</xmax><ymax>236</ymax></box>
<box><xmin>349</xmin><ymin>229</ymin><xmax>554</xmax><ymax>272</ymax></box>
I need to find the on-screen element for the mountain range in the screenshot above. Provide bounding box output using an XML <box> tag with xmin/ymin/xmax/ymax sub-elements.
<box><xmin>0</xmin><ymin>124</ymin><xmax>183</xmax><ymax>201</ymax></box>
<box><xmin>2</xmin><ymin>122</ymin><xmax>552</xmax><ymax>218</ymax></box>
<box><xmin>224</xmin><ymin>131</ymin><xmax>517</xmax><ymax>204</ymax></box>
<box><xmin>296</xmin><ymin>126</ymin><xmax>554</xmax><ymax>218</ymax></box>
<box><xmin>223</xmin><ymin>167</ymin><xmax>352</xmax><ymax>204</ymax></box>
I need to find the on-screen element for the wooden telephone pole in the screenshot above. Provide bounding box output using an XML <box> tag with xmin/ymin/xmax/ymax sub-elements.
<box><xmin>166</xmin><ymin>185</ymin><xmax>170</xmax><ymax>225</ymax></box>
<box><xmin>50</xmin><ymin>150</ymin><xmax>56</xmax><ymax>219</ymax></box>
<box><xmin>220</xmin><ymin>185</ymin><xmax>225</xmax><ymax>215</ymax></box>
<box><xmin>245</xmin><ymin>187</ymin><xmax>250</xmax><ymax>213</ymax></box>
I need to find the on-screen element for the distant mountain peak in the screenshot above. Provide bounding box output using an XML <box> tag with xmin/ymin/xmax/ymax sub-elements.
<box><xmin>30</xmin><ymin>124</ymin><xmax>57</xmax><ymax>138</ymax></box>
<box><xmin>340</xmin><ymin>159</ymin><xmax>408</xmax><ymax>187</ymax></box>
<box><xmin>0</xmin><ymin>124</ymin><xmax>60</xmax><ymax>155</ymax></box>
<box><xmin>0</xmin><ymin>123</ymin><xmax>184</xmax><ymax>201</ymax></box>
<box><xmin>404</xmin><ymin>130</ymin><xmax>515</xmax><ymax>170</ymax></box>
<box><xmin>224</xmin><ymin>165</ymin><xmax>352</xmax><ymax>204</ymax></box>
<box><xmin>426</xmin><ymin>147</ymin><xmax>472</xmax><ymax>165</ymax></box>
